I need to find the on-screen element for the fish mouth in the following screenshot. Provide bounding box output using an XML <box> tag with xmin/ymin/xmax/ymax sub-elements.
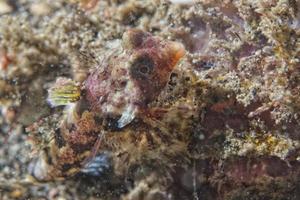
<box><xmin>166</xmin><ymin>41</ymin><xmax>186</xmax><ymax>69</ymax></box>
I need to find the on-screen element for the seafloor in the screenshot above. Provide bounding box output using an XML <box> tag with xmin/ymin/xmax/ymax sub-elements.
<box><xmin>0</xmin><ymin>0</ymin><xmax>300</xmax><ymax>199</ymax></box>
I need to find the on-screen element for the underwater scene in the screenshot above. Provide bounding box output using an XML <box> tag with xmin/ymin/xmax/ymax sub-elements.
<box><xmin>0</xmin><ymin>0</ymin><xmax>300</xmax><ymax>199</ymax></box>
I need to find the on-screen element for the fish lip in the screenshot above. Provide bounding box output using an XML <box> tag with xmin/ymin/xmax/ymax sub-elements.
<box><xmin>169</xmin><ymin>41</ymin><xmax>186</xmax><ymax>60</ymax></box>
<box><xmin>164</xmin><ymin>41</ymin><xmax>186</xmax><ymax>69</ymax></box>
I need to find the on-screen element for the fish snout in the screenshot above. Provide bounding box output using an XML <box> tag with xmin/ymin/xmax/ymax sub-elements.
<box><xmin>164</xmin><ymin>41</ymin><xmax>185</xmax><ymax>70</ymax></box>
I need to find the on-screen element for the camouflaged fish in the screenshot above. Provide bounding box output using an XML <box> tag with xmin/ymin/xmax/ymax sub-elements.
<box><xmin>29</xmin><ymin>29</ymin><xmax>185</xmax><ymax>181</ymax></box>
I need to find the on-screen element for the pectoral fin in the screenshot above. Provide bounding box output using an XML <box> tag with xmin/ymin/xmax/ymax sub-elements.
<box><xmin>47</xmin><ymin>77</ymin><xmax>81</xmax><ymax>107</ymax></box>
<box><xmin>81</xmin><ymin>154</ymin><xmax>110</xmax><ymax>176</ymax></box>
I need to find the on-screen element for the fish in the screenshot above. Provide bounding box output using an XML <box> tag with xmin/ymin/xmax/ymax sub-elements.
<box><xmin>84</xmin><ymin>28</ymin><xmax>185</xmax><ymax>128</ymax></box>
<box><xmin>29</xmin><ymin>29</ymin><xmax>185</xmax><ymax>181</ymax></box>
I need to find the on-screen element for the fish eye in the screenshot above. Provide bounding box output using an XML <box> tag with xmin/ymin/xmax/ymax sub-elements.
<box><xmin>130</xmin><ymin>54</ymin><xmax>154</xmax><ymax>79</ymax></box>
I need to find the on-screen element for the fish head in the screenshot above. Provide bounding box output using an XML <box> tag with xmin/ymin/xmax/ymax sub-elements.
<box><xmin>123</xmin><ymin>29</ymin><xmax>185</xmax><ymax>104</ymax></box>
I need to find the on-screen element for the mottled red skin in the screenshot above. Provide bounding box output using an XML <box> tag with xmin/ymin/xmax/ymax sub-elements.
<box><xmin>84</xmin><ymin>29</ymin><xmax>185</xmax><ymax>125</ymax></box>
<box><xmin>166</xmin><ymin>156</ymin><xmax>300</xmax><ymax>200</ymax></box>
<box><xmin>28</xmin><ymin>29</ymin><xmax>185</xmax><ymax>181</ymax></box>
